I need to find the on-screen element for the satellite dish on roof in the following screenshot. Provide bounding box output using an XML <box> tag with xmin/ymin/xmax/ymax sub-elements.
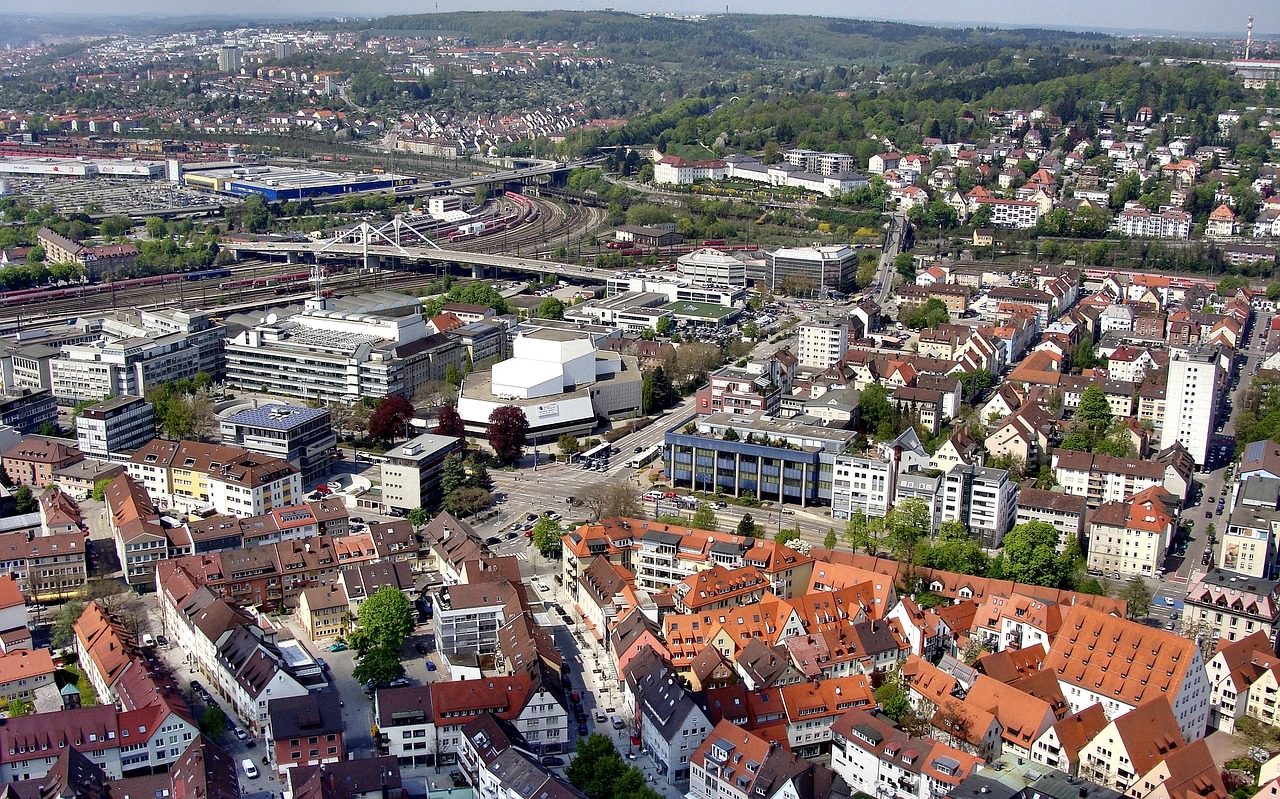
<box><xmin>266</xmin><ymin>313</ymin><xmax>278</xmax><ymax>324</ymax></box>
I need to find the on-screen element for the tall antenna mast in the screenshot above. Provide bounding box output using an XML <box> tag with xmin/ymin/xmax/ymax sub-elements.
<box><xmin>1246</xmin><ymin>16</ymin><xmax>1254</xmax><ymax>60</ymax></box>
<box><xmin>311</xmin><ymin>261</ymin><xmax>323</xmax><ymax>299</ymax></box>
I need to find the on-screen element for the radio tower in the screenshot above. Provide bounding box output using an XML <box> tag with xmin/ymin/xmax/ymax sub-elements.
<box><xmin>1246</xmin><ymin>16</ymin><xmax>1254</xmax><ymax>60</ymax></box>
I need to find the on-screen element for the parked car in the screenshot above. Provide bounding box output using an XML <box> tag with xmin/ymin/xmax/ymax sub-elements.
<box><xmin>577</xmin><ymin>723</ymin><xmax>589</xmax><ymax>736</ymax></box>
<box><xmin>389</xmin><ymin>677</ymin><xmax>411</xmax><ymax>687</ymax></box>
<box><xmin>541</xmin><ymin>756</ymin><xmax>566</xmax><ymax>767</ymax></box>
<box><xmin>415</xmin><ymin>643</ymin><xmax>428</xmax><ymax>655</ymax></box>
<box><xmin>234</xmin><ymin>728</ymin><xmax>248</xmax><ymax>741</ymax></box>
<box><xmin>426</xmin><ymin>661</ymin><xmax>437</xmax><ymax>672</ymax></box>
<box><xmin>328</xmin><ymin>641</ymin><xmax>348</xmax><ymax>652</ymax></box>
<box><xmin>241</xmin><ymin>759</ymin><xmax>259</xmax><ymax>779</ymax></box>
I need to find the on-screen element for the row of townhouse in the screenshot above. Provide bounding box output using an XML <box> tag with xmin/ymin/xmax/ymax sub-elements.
<box><xmin>156</xmin><ymin>559</ymin><xmax>308</xmax><ymax>733</ymax></box>
<box><xmin>457</xmin><ymin>714</ymin><xmax>588</xmax><ymax>799</ymax></box>
<box><xmin>127</xmin><ymin>438</ymin><xmax>300</xmax><ymax>515</ymax></box>
<box><xmin>375</xmin><ymin>672</ymin><xmax>570</xmax><ymax>768</ymax></box>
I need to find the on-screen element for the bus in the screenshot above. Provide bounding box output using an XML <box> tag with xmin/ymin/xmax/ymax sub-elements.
<box><xmin>582</xmin><ymin>441</ymin><xmax>612</xmax><ymax>463</ymax></box>
<box><xmin>627</xmin><ymin>444</ymin><xmax>663</xmax><ymax>469</ymax></box>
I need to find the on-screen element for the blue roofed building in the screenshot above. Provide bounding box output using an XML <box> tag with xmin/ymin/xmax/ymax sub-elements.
<box><xmin>220</xmin><ymin>404</ymin><xmax>337</xmax><ymax>487</ymax></box>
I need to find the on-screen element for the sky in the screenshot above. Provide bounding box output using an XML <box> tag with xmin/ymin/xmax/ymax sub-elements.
<box><xmin>0</xmin><ymin>0</ymin><xmax>1274</xmax><ymax>38</ymax></box>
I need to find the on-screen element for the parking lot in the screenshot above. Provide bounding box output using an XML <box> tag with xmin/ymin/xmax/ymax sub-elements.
<box><xmin>3</xmin><ymin>175</ymin><xmax>234</xmax><ymax>215</ymax></box>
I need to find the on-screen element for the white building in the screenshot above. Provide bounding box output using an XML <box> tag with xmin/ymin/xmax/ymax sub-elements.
<box><xmin>941</xmin><ymin>464</ymin><xmax>1017</xmax><ymax>547</ymax></box>
<box><xmin>797</xmin><ymin>321</ymin><xmax>849</xmax><ymax>370</ymax></box>
<box><xmin>831</xmin><ymin>429</ymin><xmax>931</xmax><ymax>520</ymax></box>
<box><xmin>653</xmin><ymin>155</ymin><xmax>727</xmax><ymax>185</ymax></box>
<box><xmin>1085</xmin><ymin>487</ymin><xmax>1179</xmax><ymax>578</ymax></box>
<box><xmin>1160</xmin><ymin>345</ymin><xmax>1224</xmax><ymax>466</ymax></box>
<box><xmin>1044</xmin><ymin>604</ymin><xmax>1210</xmax><ymax>744</ymax></box>
<box><xmin>380</xmin><ymin>433</ymin><xmax>463</xmax><ymax>514</ymax></box>
<box><xmin>75</xmin><ymin>395</ymin><xmax>155</xmax><ymax>457</ymax></box>
<box><xmin>206</xmin><ymin>453</ymin><xmax>301</xmax><ymax>517</ymax></box>
<box><xmin>675</xmin><ymin>249</ymin><xmax>748</xmax><ymax>287</ymax></box>
<box><xmin>829</xmin><ymin>708</ymin><xmax>982</xmax><ymax>799</ymax></box>
<box><xmin>219</xmin><ymin>404</ymin><xmax>336</xmax><ymax>486</ymax></box>
<box><xmin>973</xmin><ymin>197</ymin><xmax>1041</xmax><ymax>228</ymax></box>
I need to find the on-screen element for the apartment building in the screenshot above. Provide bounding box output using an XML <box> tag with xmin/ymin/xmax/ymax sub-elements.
<box><xmin>157</xmin><ymin>562</ymin><xmax>308</xmax><ymax>732</ymax></box>
<box><xmin>434</xmin><ymin>580</ymin><xmax>522</xmax><ymax>655</ymax></box>
<box><xmin>830</xmin><ymin>708</ymin><xmax>983</xmax><ymax>799</ymax></box>
<box><xmin>1016</xmin><ymin>489</ymin><xmax>1087</xmax><ymax>554</ymax></box>
<box><xmin>456</xmin><ymin>715</ymin><xmax>586</xmax><ymax>799</ymax></box>
<box><xmin>973</xmin><ymin>197</ymin><xmax>1041</xmax><ymax>228</ymax></box>
<box><xmin>297</xmin><ymin>584</ymin><xmax>350</xmax><ymax>641</ymax></box>
<box><xmin>74</xmin><ymin>601</ymin><xmax>139</xmax><ymax>705</ymax></box>
<box><xmin>126</xmin><ymin>439</ymin><xmax>248</xmax><ymax>512</ymax></box>
<box><xmin>0</xmin><ymin>389</ymin><xmax>57</xmax><ymax>434</ymax></box>
<box><xmin>623</xmin><ymin>650</ymin><xmax>712</xmax><ymax>787</ymax></box>
<box><xmin>797</xmin><ymin>321</ymin><xmax>850</xmax><ymax>370</ymax></box>
<box><xmin>1182</xmin><ymin>570</ymin><xmax>1280</xmax><ymax>650</ymax></box>
<box><xmin>219</xmin><ymin>404</ymin><xmax>336</xmax><ymax>487</ymax></box>
<box><xmin>1029</xmin><ymin>704</ymin><xmax>1110</xmax><ymax>777</ymax></box>
<box><xmin>831</xmin><ymin>429</ymin><xmax>931</xmax><ymax>520</ymax></box>
<box><xmin>941</xmin><ymin>463</ymin><xmax>1018</xmax><ymax>547</ymax></box>
<box><xmin>206</xmin><ymin>452</ymin><xmax>301</xmax><ymax>517</ymax></box>
<box><xmin>285</xmin><ymin>757</ymin><xmax>403</xmax><ymax>799</ymax></box>
<box><xmin>1051</xmin><ymin>444</ymin><xmax>1193</xmax><ymax>507</ymax></box>
<box><xmin>1205</xmin><ymin>630</ymin><xmax>1275</xmax><ymax>733</ymax></box>
<box><xmin>695</xmin><ymin>366</ymin><xmax>783</xmax><ymax>416</ymax></box>
<box><xmin>1084</xmin><ymin>487</ymin><xmax>1180</xmax><ymax>578</ymax></box>
<box><xmin>1160</xmin><ymin>345</ymin><xmax>1224</xmax><ymax>466</ymax></box>
<box><xmin>688</xmin><ymin>721</ymin><xmax>806</xmax><ymax>799</ymax></box>
<box><xmin>1115</xmin><ymin>206</ymin><xmax>1193</xmax><ymax>239</ymax></box>
<box><xmin>1044</xmin><ymin>605</ymin><xmax>1210</xmax><ymax>743</ymax></box>
<box><xmin>105</xmin><ymin>473</ymin><xmax>187</xmax><ymax>591</ymax></box>
<box><xmin>1077</xmin><ymin>698</ymin><xmax>1185</xmax><ymax>794</ymax></box>
<box><xmin>75</xmin><ymin>395</ymin><xmax>155</xmax><ymax>457</ymax></box>
<box><xmin>0</xmin><ymin>527</ymin><xmax>87</xmax><ymax>602</ymax></box>
<box><xmin>380</xmin><ymin>432</ymin><xmax>463</xmax><ymax>514</ymax></box>
<box><xmin>266</xmin><ymin>693</ymin><xmax>345</xmax><ymax>776</ymax></box>
<box><xmin>2</xmin><ymin>436</ymin><xmax>83</xmax><ymax>488</ymax></box>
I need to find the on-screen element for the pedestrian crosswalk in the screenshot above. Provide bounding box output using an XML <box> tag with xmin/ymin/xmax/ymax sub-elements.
<box><xmin>514</xmin><ymin>551</ymin><xmax>529</xmax><ymax>561</ymax></box>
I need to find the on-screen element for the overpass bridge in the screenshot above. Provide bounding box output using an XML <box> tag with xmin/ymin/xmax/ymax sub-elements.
<box><xmin>223</xmin><ymin>222</ymin><xmax>596</xmax><ymax>281</ymax></box>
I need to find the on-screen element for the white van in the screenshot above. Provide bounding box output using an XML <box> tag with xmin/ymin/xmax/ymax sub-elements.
<box><xmin>141</xmin><ymin>633</ymin><xmax>155</xmax><ymax>648</ymax></box>
<box><xmin>241</xmin><ymin>759</ymin><xmax>259</xmax><ymax>779</ymax></box>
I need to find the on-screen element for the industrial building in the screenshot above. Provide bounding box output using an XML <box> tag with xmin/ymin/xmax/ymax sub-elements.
<box><xmin>0</xmin><ymin>155</ymin><xmax>164</xmax><ymax>179</ymax></box>
<box><xmin>182</xmin><ymin>164</ymin><xmax>416</xmax><ymax>200</ymax></box>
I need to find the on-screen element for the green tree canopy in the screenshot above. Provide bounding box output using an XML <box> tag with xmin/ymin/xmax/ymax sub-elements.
<box><xmin>349</xmin><ymin>585</ymin><xmax>413</xmax><ymax>654</ymax></box>
<box><xmin>1000</xmin><ymin>520</ymin><xmax>1068</xmax><ymax>587</ymax></box>
<box><xmin>537</xmin><ymin>297</ymin><xmax>566</xmax><ymax>320</ymax></box>
<box><xmin>737</xmin><ymin>513</ymin><xmax>756</xmax><ymax>537</ymax></box>
<box><xmin>691</xmin><ymin>503</ymin><xmax>718</xmax><ymax>531</ymax></box>
<box><xmin>198</xmin><ymin>705</ymin><xmax>227</xmax><ymax>738</ymax></box>
<box><xmin>532</xmin><ymin>516</ymin><xmax>563</xmax><ymax>556</ymax></box>
<box><xmin>353</xmin><ymin>646</ymin><xmax>404</xmax><ymax>686</ymax></box>
<box><xmin>1119</xmin><ymin>576</ymin><xmax>1153</xmax><ymax>619</ymax></box>
<box><xmin>440</xmin><ymin>453</ymin><xmax>467</xmax><ymax>496</ymax></box>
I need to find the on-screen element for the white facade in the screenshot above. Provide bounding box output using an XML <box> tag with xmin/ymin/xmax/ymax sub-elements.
<box><xmin>941</xmin><ymin>464</ymin><xmax>1017</xmax><ymax>547</ymax></box>
<box><xmin>491</xmin><ymin>331</ymin><xmax>597</xmax><ymax>400</ymax></box>
<box><xmin>975</xmin><ymin>198</ymin><xmax>1040</xmax><ymax>228</ymax></box>
<box><xmin>797</xmin><ymin>322</ymin><xmax>849</xmax><ymax>370</ymax></box>
<box><xmin>676</xmin><ymin>249</ymin><xmax>748</xmax><ymax>287</ymax></box>
<box><xmin>207</xmin><ymin>466</ymin><xmax>302</xmax><ymax>517</ymax></box>
<box><xmin>1160</xmin><ymin>346</ymin><xmax>1222</xmax><ymax>466</ymax></box>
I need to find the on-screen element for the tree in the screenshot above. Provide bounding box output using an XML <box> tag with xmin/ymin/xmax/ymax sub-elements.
<box><xmin>887</xmin><ymin>498</ymin><xmax>932</xmax><ymax>588</ymax></box>
<box><xmin>1074</xmin><ymin>385</ymin><xmax>1113</xmax><ymax>434</ymax></box>
<box><xmin>655</xmin><ymin>316</ymin><xmax>674</xmax><ymax>336</ymax></box>
<box><xmin>642</xmin><ymin>366</ymin><xmax>675</xmax><ymax>415</ymax></box>
<box><xmin>199</xmin><ymin>704</ymin><xmax>227</xmax><ymax>738</ymax></box>
<box><xmin>13</xmin><ymin>485</ymin><xmax>35</xmax><ymax>514</ymax></box>
<box><xmin>578</xmin><ymin>478</ymin><xmax>642</xmax><ymax>521</ymax></box>
<box><xmin>537</xmin><ymin>297</ymin><xmax>566</xmax><ymax>320</ymax></box>
<box><xmin>929</xmin><ymin>520</ymin><xmax>989</xmax><ymax>575</ymax></box>
<box><xmin>567</xmin><ymin>733</ymin><xmax>636</xmax><ymax>799</ymax></box>
<box><xmin>737</xmin><ymin>513</ymin><xmax>756</xmax><ymax>536</ymax></box>
<box><xmin>532</xmin><ymin>516</ymin><xmax>563</xmax><ymax>556</ymax></box>
<box><xmin>557</xmin><ymin>434</ymin><xmax>581</xmax><ymax>458</ymax></box>
<box><xmin>844</xmin><ymin>509</ymin><xmax>875</xmax><ymax>554</ymax></box>
<box><xmin>436</xmin><ymin>403</ymin><xmax>465</xmax><ymax>440</ymax></box>
<box><xmin>1119</xmin><ymin>576</ymin><xmax>1153</xmax><ymax>620</ymax></box>
<box><xmin>353</xmin><ymin>646</ymin><xmax>404</xmax><ymax>686</ymax></box>
<box><xmin>367</xmin><ymin>396</ymin><xmax>415</xmax><ymax>441</ymax></box>
<box><xmin>349</xmin><ymin>585</ymin><xmax>414</xmax><ymax>654</ymax></box>
<box><xmin>51</xmin><ymin>600</ymin><xmax>85</xmax><ymax>650</ymax></box>
<box><xmin>775</xmin><ymin>527</ymin><xmax>800</xmax><ymax>546</ymax></box>
<box><xmin>874</xmin><ymin>679</ymin><xmax>910</xmax><ymax>721</ymax></box>
<box><xmin>488</xmin><ymin>406</ymin><xmax>529</xmax><ymax>464</ymax></box>
<box><xmin>858</xmin><ymin>384</ymin><xmax>895</xmax><ymax>437</ymax></box>
<box><xmin>823</xmin><ymin>529</ymin><xmax>838</xmax><ymax>550</ymax></box>
<box><xmin>1217</xmin><ymin>275</ymin><xmax>1249</xmax><ymax>296</ymax></box>
<box><xmin>1001</xmin><ymin>521</ymin><xmax>1067</xmax><ymax>587</ymax></box>
<box><xmin>91</xmin><ymin>478</ymin><xmax>112</xmax><ymax>502</ymax></box>
<box><xmin>893</xmin><ymin>252</ymin><xmax>916</xmax><ymax>282</ymax></box>
<box><xmin>440</xmin><ymin>454</ymin><xmax>467</xmax><ymax>496</ymax></box>
<box><xmin>443</xmin><ymin>487</ymin><xmax>492</xmax><ymax>517</ymax></box>
<box><xmin>407</xmin><ymin>508</ymin><xmax>429</xmax><ymax>528</ymax></box>
<box><xmin>5</xmin><ymin>698</ymin><xmax>32</xmax><ymax>717</ymax></box>
<box><xmin>691</xmin><ymin>503</ymin><xmax>718</xmax><ymax>531</ymax></box>
<box><xmin>445</xmin><ymin>363</ymin><xmax>463</xmax><ymax>389</ymax></box>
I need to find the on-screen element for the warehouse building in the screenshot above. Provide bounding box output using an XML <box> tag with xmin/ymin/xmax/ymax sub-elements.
<box><xmin>182</xmin><ymin>164</ymin><xmax>416</xmax><ymax>200</ymax></box>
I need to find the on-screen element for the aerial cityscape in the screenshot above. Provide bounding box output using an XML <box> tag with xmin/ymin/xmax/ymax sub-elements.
<box><xmin>0</xmin><ymin>7</ymin><xmax>1279</xmax><ymax>799</ymax></box>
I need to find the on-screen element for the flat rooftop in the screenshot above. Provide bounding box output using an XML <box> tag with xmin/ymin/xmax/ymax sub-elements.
<box><xmin>662</xmin><ymin>300</ymin><xmax>737</xmax><ymax>320</ymax></box>
<box><xmin>196</xmin><ymin>165</ymin><xmax>412</xmax><ymax>189</ymax></box>
<box><xmin>224</xmin><ymin>404</ymin><xmax>329</xmax><ymax>430</ymax></box>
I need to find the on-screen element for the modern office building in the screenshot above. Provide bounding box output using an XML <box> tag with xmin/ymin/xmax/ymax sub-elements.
<box><xmin>225</xmin><ymin>294</ymin><xmax>463</xmax><ymax>403</ymax></box>
<box><xmin>665</xmin><ymin>410</ymin><xmax>857</xmax><ymax>507</ymax></box>
<box><xmin>0</xmin><ymin>389</ymin><xmax>57</xmax><ymax>434</ymax></box>
<box><xmin>797</xmin><ymin>321</ymin><xmax>850</xmax><ymax>370</ymax></box>
<box><xmin>765</xmin><ymin>245</ymin><xmax>858</xmax><ymax>296</ymax></box>
<box><xmin>380</xmin><ymin>432</ymin><xmax>463</xmax><ymax>514</ymax></box>
<box><xmin>1160</xmin><ymin>345</ymin><xmax>1225</xmax><ymax>466</ymax></box>
<box><xmin>75</xmin><ymin>395</ymin><xmax>155</xmax><ymax>457</ymax></box>
<box><xmin>220</xmin><ymin>404</ymin><xmax>336</xmax><ymax>486</ymax></box>
<box><xmin>830</xmin><ymin>430</ymin><xmax>930</xmax><ymax>520</ymax></box>
<box><xmin>675</xmin><ymin>249</ymin><xmax>748</xmax><ymax>287</ymax></box>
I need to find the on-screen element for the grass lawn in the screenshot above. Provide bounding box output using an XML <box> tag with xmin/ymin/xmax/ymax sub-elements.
<box><xmin>58</xmin><ymin>665</ymin><xmax>100</xmax><ymax>707</ymax></box>
<box><xmin>663</xmin><ymin>142</ymin><xmax>717</xmax><ymax>161</ymax></box>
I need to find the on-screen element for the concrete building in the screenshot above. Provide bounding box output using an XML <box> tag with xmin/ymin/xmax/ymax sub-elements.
<box><xmin>226</xmin><ymin>294</ymin><xmax>462</xmax><ymax>403</ymax></box>
<box><xmin>1015</xmin><ymin>488</ymin><xmax>1087</xmax><ymax>554</ymax></box>
<box><xmin>676</xmin><ymin>248</ymin><xmax>747</xmax><ymax>287</ymax></box>
<box><xmin>217</xmin><ymin>45</ymin><xmax>243</xmax><ymax>73</ymax></box>
<box><xmin>766</xmin><ymin>245</ymin><xmax>858</xmax><ymax>296</ymax></box>
<box><xmin>665</xmin><ymin>410</ymin><xmax>858</xmax><ymax>507</ymax></box>
<box><xmin>220</xmin><ymin>404</ymin><xmax>336</xmax><ymax>487</ymax></box>
<box><xmin>266</xmin><ymin>693</ymin><xmax>345</xmax><ymax>776</ymax></box>
<box><xmin>831</xmin><ymin>429</ymin><xmax>931</xmax><ymax>520</ymax></box>
<box><xmin>797</xmin><ymin>321</ymin><xmax>849</xmax><ymax>370</ymax></box>
<box><xmin>434</xmin><ymin>580</ymin><xmax>522</xmax><ymax>656</ymax></box>
<box><xmin>1221</xmin><ymin>507</ymin><xmax>1280</xmax><ymax>579</ymax></box>
<box><xmin>1161</xmin><ymin>345</ymin><xmax>1224</xmax><ymax>466</ymax></box>
<box><xmin>75</xmin><ymin>395</ymin><xmax>155</xmax><ymax>457</ymax></box>
<box><xmin>458</xmin><ymin>329</ymin><xmax>642</xmax><ymax>442</ymax></box>
<box><xmin>941</xmin><ymin>464</ymin><xmax>1018</xmax><ymax>547</ymax></box>
<box><xmin>380</xmin><ymin>432</ymin><xmax>464</xmax><ymax>515</ymax></box>
<box><xmin>0</xmin><ymin>389</ymin><xmax>57</xmax><ymax>434</ymax></box>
